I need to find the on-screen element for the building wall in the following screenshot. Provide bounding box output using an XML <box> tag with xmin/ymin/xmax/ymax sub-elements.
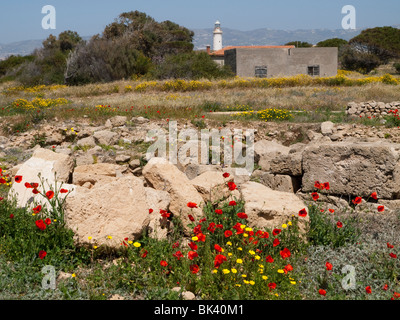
<box><xmin>225</xmin><ymin>47</ymin><xmax>338</xmax><ymax>77</ymax></box>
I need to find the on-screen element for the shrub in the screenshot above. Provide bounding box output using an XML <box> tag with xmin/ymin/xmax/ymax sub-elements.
<box><xmin>151</xmin><ymin>51</ymin><xmax>234</xmax><ymax>80</ymax></box>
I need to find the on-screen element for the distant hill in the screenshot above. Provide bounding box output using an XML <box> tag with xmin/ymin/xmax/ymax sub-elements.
<box><xmin>192</xmin><ymin>27</ymin><xmax>363</xmax><ymax>49</ymax></box>
<box><xmin>1</xmin><ymin>26</ymin><xmax>399</xmax><ymax>59</ymax></box>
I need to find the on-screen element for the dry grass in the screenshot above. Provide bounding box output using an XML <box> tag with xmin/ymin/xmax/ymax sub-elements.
<box><xmin>1</xmin><ymin>77</ymin><xmax>400</xmax><ymax>123</ymax></box>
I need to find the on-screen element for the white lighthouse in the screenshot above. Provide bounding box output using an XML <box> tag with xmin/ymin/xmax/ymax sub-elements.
<box><xmin>213</xmin><ymin>20</ymin><xmax>223</xmax><ymax>51</ymax></box>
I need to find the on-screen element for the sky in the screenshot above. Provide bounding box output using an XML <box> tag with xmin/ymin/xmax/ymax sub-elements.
<box><xmin>0</xmin><ymin>0</ymin><xmax>399</xmax><ymax>44</ymax></box>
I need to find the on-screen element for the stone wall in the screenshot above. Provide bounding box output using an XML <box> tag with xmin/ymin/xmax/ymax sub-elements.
<box><xmin>346</xmin><ymin>101</ymin><xmax>400</xmax><ymax>119</ymax></box>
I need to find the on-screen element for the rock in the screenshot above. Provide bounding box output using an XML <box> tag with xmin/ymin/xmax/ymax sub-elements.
<box><xmin>182</xmin><ymin>291</ymin><xmax>196</xmax><ymax>300</ymax></box>
<box><xmin>254</xmin><ymin>140</ymin><xmax>290</xmax><ymax>164</ymax></box>
<box><xmin>191</xmin><ymin>171</ymin><xmax>232</xmax><ymax>203</ymax></box>
<box><xmin>77</xmin><ymin>136</ymin><xmax>97</xmax><ymax>148</ymax></box>
<box><xmin>129</xmin><ymin>159</ymin><xmax>141</xmax><ymax>170</ymax></box>
<box><xmin>302</xmin><ymin>141</ymin><xmax>400</xmax><ymax>199</ymax></box>
<box><xmin>9</xmin><ymin>147</ymin><xmax>74</xmax><ymax>208</ymax></box>
<box><xmin>109</xmin><ymin>294</ymin><xmax>125</xmax><ymax>300</ymax></box>
<box><xmin>184</xmin><ymin>163</ymin><xmax>220</xmax><ymax>180</ymax></box>
<box><xmin>116</xmin><ymin>154</ymin><xmax>131</xmax><ymax>163</ymax></box>
<box><xmin>65</xmin><ymin>176</ymin><xmax>150</xmax><ymax>247</ymax></box>
<box><xmin>72</xmin><ymin>163</ymin><xmax>120</xmax><ymax>187</ymax></box>
<box><xmin>240</xmin><ymin>181</ymin><xmax>308</xmax><ymax>232</ymax></box>
<box><xmin>142</xmin><ymin>157</ymin><xmax>204</xmax><ymax>232</ymax></box>
<box><xmin>75</xmin><ymin>152</ymin><xmax>95</xmax><ymax>166</ymax></box>
<box><xmin>145</xmin><ymin>187</ymin><xmax>171</xmax><ymax>240</ymax></box>
<box><xmin>269</xmin><ymin>152</ymin><xmax>302</xmax><ymax>176</ymax></box>
<box><xmin>134</xmin><ymin>116</ymin><xmax>150</xmax><ymax>124</ymax></box>
<box><xmin>45</xmin><ymin>132</ymin><xmax>64</xmax><ymax>145</ymax></box>
<box><xmin>93</xmin><ymin>130</ymin><xmax>118</xmax><ymax>146</ymax></box>
<box><xmin>110</xmin><ymin>116</ymin><xmax>127</xmax><ymax>127</ymax></box>
<box><xmin>253</xmin><ymin>171</ymin><xmax>300</xmax><ymax>193</ymax></box>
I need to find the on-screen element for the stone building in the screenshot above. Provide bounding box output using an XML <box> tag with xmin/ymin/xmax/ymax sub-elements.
<box><xmin>207</xmin><ymin>21</ymin><xmax>338</xmax><ymax>77</ymax></box>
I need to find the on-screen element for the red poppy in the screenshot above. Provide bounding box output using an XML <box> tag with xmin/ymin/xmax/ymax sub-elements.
<box><xmin>325</xmin><ymin>262</ymin><xmax>333</xmax><ymax>271</ymax></box>
<box><xmin>223</xmin><ymin>173</ymin><xmax>230</xmax><ymax>178</ymax></box>
<box><xmin>227</xmin><ymin>181</ymin><xmax>237</xmax><ymax>191</ymax></box>
<box><xmin>377</xmin><ymin>206</ymin><xmax>385</xmax><ymax>212</ymax></box>
<box><xmin>188</xmin><ymin>242</ymin><xmax>198</xmax><ymax>252</ymax></box>
<box><xmin>214</xmin><ymin>254</ymin><xmax>227</xmax><ymax>268</ymax></box>
<box><xmin>280</xmin><ymin>248</ymin><xmax>291</xmax><ymax>259</ymax></box>
<box><xmin>190</xmin><ymin>264</ymin><xmax>200</xmax><ymax>274</ymax></box>
<box><xmin>214</xmin><ymin>244</ymin><xmax>223</xmax><ymax>252</ymax></box>
<box><xmin>46</xmin><ymin>190</ymin><xmax>55</xmax><ymax>200</ymax></box>
<box><xmin>9</xmin><ymin>214</ymin><xmax>14</xmax><ymax>219</ymax></box>
<box><xmin>352</xmin><ymin>197</ymin><xmax>362</xmax><ymax>205</ymax></box>
<box><xmin>266</xmin><ymin>255</ymin><xmax>274</xmax><ymax>263</ymax></box>
<box><xmin>25</xmin><ymin>182</ymin><xmax>33</xmax><ymax>189</ymax></box>
<box><xmin>224</xmin><ymin>230</ymin><xmax>232</xmax><ymax>238</ymax></box>
<box><xmin>272</xmin><ymin>229</ymin><xmax>281</xmax><ymax>236</ymax></box>
<box><xmin>319</xmin><ymin>289</ymin><xmax>327</xmax><ymax>296</ymax></box>
<box><xmin>14</xmin><ymin>176</ymin><xmax>22</xmax><ymax>183</ymax></box>
<box><xmin>328</xmin><ymin>209</ymin><xmax>335</xmax><ymax>213</ymax></box>
<box><xmin>237</xmin><ymin>212</ymin><xmax>248</xmax><ymax>219</ymax></box>
<box><xmin>273</xmin><ymin>238</ymin><xmax>280</xmax><ymax>247</ymax></box>
<box><xmin>337</xmin><ymin>221</ymin><xmax>343</xmax><ymax>228</ymax></box>
<box><xmin>229</xmin><ymin>200</ymin><xmax>237</xmax><ymax>206</ymax></box>
<box><xmin>284</xmin><ymin>264</ymin><xmax>293</xmax><ymax>273</ymax></box>
<box><xmin>172</xmin><ymin>241</ymin><xmax>179</xmax><ymax>249</ymax></box>
<box><xmin>44</xmin><ymin>218</ymin><xmax>51</xmax><ymax>225</ymax></box>
<box><xmin>160</xmin><ymin>209</ymin><xmax>170</xmax><ymax>218</ymax></box>
<box><xmin>390</xmin><ymin>253</ymin><xmax>397</xmax><ymax>259</ymax></box>
<box><xmin>197</xmin><ymin>233</ymin><xmax>206</xmax><ymax>242</ymax></box>
<box><xmin>365</xmin><ymin>286</ymin><xmax>372</xmax><ymax>294</ymax></box>
<box><xmin>149</xmin><ymin>209</ymin><xmax>153</xmax><ymax>214</ymax></box>
<box><xmin>188</xmin><ymin>251</ymin><xmax>199</xmax><ymax>260</ymax></box>
<box><xmin>60</xmin><ymin>189</ymin><xmax>68</xmax><ymax>194</ymax></box>
<box><xmin>215</xmin><ymin>209</ymin><xmax>223</xmax><ymax>215</ymax></box>
<box><xmin>32</xmin><ymin>188</ymin><xmax>39</xmax><ymax>195</ymax></box>
<box><xmin>387</xmin><ymin>243</ymin><xmax>394</xmax><ymax>249</ymax></box>
<box><xmin>383</xmin><ymin>284</ymin><xmax>389</xmax><ymax>291</ymax></box>
<box><xmin>33</xmin><ymin>205</ymin><xmax>42</xmax><ymax>214</ymax></box>
<box><xmin>141</xmin><ymin>250</ymin><xmax>148</xmax><ymax>258</ymax></box>
<box><xmin>188</xmin><ymin>214</ymin><xmax>195</xmax><ymax>221</ymax></box>
<box><xmin>193</xmin><ymin>224</ymin><xmax>202</xmax><ymax>234</ymax></box>
<box><xmin>173</xmin><ymin>251</ymin><xmax>184</xmax><ymax>260</ymax></box>
<box><xmin>31</xmin><ymin>183</ymin><xmax>39</xmax><ymax>188</ymax></box>
<box><xmin>0</xmin><ymin>178</ymin><xmax>6</xmax><ymax>184</ymax></box>
<box><xmin>268</xmin><ymin>283</ymin><xmax>276</xmax><ymax>291</ymax></box>
<box><xmin>311</xmin><ymin>192</ymin><xmax>319</xmax><ymax>201</ymax></box>
<box><xmin>35</xmin><ymin>220</ymin><xmax>46</xmax><ymax>231</ymax></box>
<box><xmin>393</xmin><ymin>292</ymin><xmax>400</xmax><ymax>299</ymax></box>
<box><xmin>39</xmin><ymin>250</ymin><xmax>47</xmax><ymax>260</ymax></box>
<box><xmin>208</xmin><ymin>222</ymin><xmax>216</xmax><ymax>233</ymax></box>
<box><xmin>323</xmin><ymin>182</ymin><xmax>330</xmax><ymax>190</ymax></box>
<box><xmin>187</xmin><ymin>202</ymin><xmax>198</xmax><ymax>208</ymax></box>
<box><xmin>160</xmin><ymin>260</ymin><xmax>168</xmax><ymax>267</ymax></box>
<box><xmin>216</xmin><ymin>224</ymin><xmax>223</xmax><ymax>229</ymax></box>
<box><xmin>371</xmin><ymin>192</ymin><xmax>378</xmax><ymax>200</ymax></box>
<box><xmin>299</xmin><ymin>208</ymin><xmax>308</xmax><ymax>217</ymax></box>
<box><xmin>314</xmin><ymin>181</ymin><xmax>322</xmax><ymax>189</ymax></box>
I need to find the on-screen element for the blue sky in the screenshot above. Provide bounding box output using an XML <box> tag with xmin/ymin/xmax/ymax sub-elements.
<box><xmin>0</xmin><ymin>0</ymin><xmax>399</xmax><ymax>43</ymax></box>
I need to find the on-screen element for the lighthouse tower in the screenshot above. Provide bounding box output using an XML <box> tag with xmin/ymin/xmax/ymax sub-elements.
<box><xmin>213</xmin><ymin>20</ymin><xmax>223</xmax><ymax>51</ymax></box>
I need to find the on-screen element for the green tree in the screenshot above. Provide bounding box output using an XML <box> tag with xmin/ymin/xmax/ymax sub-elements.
<box><xmin>285</xmin><ymin>41</ymin><xmax>313</xmax><ymax>48</ymax></box>
<box><xmin>349</xmin><ymin>26</ymin><xmax>400</xmax><ymax>63</ymax></box>
<box><xmin>151</xmin><ymin>51</ymin><xmax>234</xmax><ymax>80</ymax></box>
<box><xmin>317</xmin><ymin>38</ymin><xmax>348</xmax><ymax>48</ymax></box>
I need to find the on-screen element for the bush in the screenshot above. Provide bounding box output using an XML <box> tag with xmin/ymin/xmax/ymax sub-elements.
<box><xmin>394</xmin><ymin>63</ymin><xmax>400</xmax><ymax>74</ymax></box>
<box><xmin>151</xmin><ymin>51</ymin><xmax>234</xmax><ymax>80</ymax></box>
